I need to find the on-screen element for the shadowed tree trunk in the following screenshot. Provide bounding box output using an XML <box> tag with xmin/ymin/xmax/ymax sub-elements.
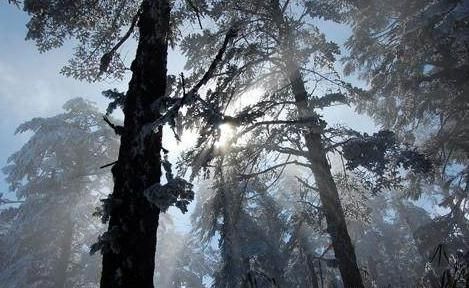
<box><xmin>395</xmin><ymin>201</ymin><xmax>440</xmax><ymax>288</ymax></box>
<box><xmin>288</xmin><ymin>64</ymin><xmax>364</xmax><ymax>288</ymax></box>
<box><xmin>217</xmin><ymin>159</ymin><xmax>245</xmax><ymax>288</ymax></box>
<box><xmin>100</xmin><ymin>0</ymin><xmax>170</xmax><ymax>287</ymax></box>
<box><xmin>306</xmin><ymin>252</ymin><xmax>320</xmax><ymax>288</ymax></box>
<box><xmin>53</xmin><ymin>216</ymin><xmax>74</xmax><ymax>288</ymax></box>
<box><xmin>221</xmin><ymin>192</ymin><xmax>244</xmax><ymax>288</ymax></box>
<box><xmin>268</xmin><ymin>1</ymin><xmax>364</xmax><ymax>286</ymax></box>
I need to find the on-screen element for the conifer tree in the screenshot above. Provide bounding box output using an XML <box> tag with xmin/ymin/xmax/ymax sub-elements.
<box><xmin>0</xmin><ymin>98</ymin><xmax>118</xmax><ymax>288</ymax></box>
<box><xmin>180</xmin><ymin>1</ymin><xmax>367</xmax><ymax>285</ymax></box>
<box><xmin>10</xmin><ymin>1</ymin><xmax>233</xmax><ymax>286</ymax></box>
<box><xmin>342</xmin><ymin>1</ymin><xmax>469</xmax><ymax>282</ymax></box>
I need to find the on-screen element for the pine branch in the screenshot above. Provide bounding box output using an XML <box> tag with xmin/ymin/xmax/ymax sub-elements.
<box><xmin>100</xmin><ymin>161</ymin><xmax>118</xmax><ymax>169</ymax></box>
<box><xmin>247</xmin><ymin>143</ymin><xmax>307</xmax><ymax>158</ymax></box>
<box><xmin>99</xmin><ymin>8</ymin><xmax>141</xmax><ymax>74</ymax></box>
<box><xmin>295</xmin><ymin>176</ymin><xmax>319</xmax><ymax>191</ymax></box>
<box><xmin>103</xmin><ymin>115</ymin><xmax>124</xmax><ymax>135</ymax></box>
<box><xmin>150</xmin><ymin>26</ymin><xmax>238</xmax><ymax>130</ymax></box>
<box><xmin>186</xmin><ymin>0</ymin><xmax>203</xmax><ymax>29</ymax></box>
<box><xmin>7</xmin><ymin>0</ymin><xmax>21</xmax><ymax>8</ymax></box>
<box><xmin>239</xmin><ymin>160</ymin><xmax>310</xmax><ymax>178</ymax></box>
<box><xmin>235</xmin><ymin>118</ymin><xmax>323</xmax><ymax>138</ymax></box>
<box><xmin>187</xmin><ymin>26</ymin><xmax>238</xmax><ymax>97</ymax></box>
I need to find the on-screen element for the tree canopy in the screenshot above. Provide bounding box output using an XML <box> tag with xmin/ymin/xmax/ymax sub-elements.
<box><xmin>1</xmin><ymin>0</ymin><xmax>468</xmax><ymax>287</ymax></box>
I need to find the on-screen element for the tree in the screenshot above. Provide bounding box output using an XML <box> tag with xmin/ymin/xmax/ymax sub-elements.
<box><xmin>10</xmin><ymin>0</ymin><xmax>171</xmax><ymax>285</ymax></box>
<box><xmin>348</xmin><ymin>193</ymin><xmax>427</xmax><ymax>287</ymax></box>
<box><xmin>11</xmin><ymin>0</ymin><xmax>236</xmax><ymax>286</ymax></box>
<box><xmin>180</xmin><ymin>130</ymin><xmax>297</xmax><ymax>287</ymax></box>
<box><xmin>179</xmin><ymin>0</ymin><xmax>434</xmax><ymax>284</ymax></box>
<box><xmin>0</xmin><ymin>98</ymin><xmax>118</xmax><ymax>288</ymax></box>
<box><xmin>154</xmin><ymin>213</ymin><xmax>214</xmax><ymax>288</ymax></box>
<box><xmin>342</xmin><ymin>0</ymin><xmax>468</xmax><ymax>282</ymax></box>
<box><xmin>178</xmin><ymin>1</ymin><xmax>370</xmax><ymax>285</ymax></box>
<box><xmin>343</xmin><ymin>0</ymin><xmax>469</xmax><ymax>204</ymax></box>
<box><xmin>96</xmin><ymin>2</ymin><xmax>172</xmax><ymax>286</ymax></box>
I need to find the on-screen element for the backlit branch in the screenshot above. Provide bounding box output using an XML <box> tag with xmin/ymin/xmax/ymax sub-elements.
<box><xmin>239</xmin><ymin>160</ymin><xmax>310</xmax><ymax>179</ymax></box>
<box><xmin>99</xmin><ymin>8</ymin><xmax>141</xmax><ymax>74</ymax></box>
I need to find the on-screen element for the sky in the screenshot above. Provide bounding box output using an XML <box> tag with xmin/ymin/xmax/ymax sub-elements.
<box><xmin>0</xmin><ymin>3</ymin><xmax>180</xmax><ymax>197</ymax></box>
<box><xmin>0</xmin><ymin>2</ymin><xmax>375</xmax><ymax>221</ymax></box>
<box><xmin>0</xmin><ymin>3</ymin><xmax>114</xmax><ymax>197</ymax></box>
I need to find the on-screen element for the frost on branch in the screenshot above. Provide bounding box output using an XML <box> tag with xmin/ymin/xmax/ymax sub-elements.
<box><xmin>144</xmin><ymin>155</ymin><xmax>194</xmax><ymax>213</ymax></box>
<box><xmin>102</xmin><ymin>89</ymin><xmax>126</xmax><ymax>115</ymax></box>
<box><xmin>342</xmin><ymin>130</ymin><xmax>432</xmax><ymax>175</ymax></box>
<box><xmin>93</xmin><ymin>195</ymin><xmax>123</xmax><ymax>224</ymax></box>
<box><xmin>341</xmin><ymin>130</ymin><xmax>432</xmax><ymax>193</ymax></box>
<box><xmin>310</xmin><ymin>92</ymin><xmax>348</xmax><ymax>109</ymax></box>
<box><xmin>144</xmin><ymin>178</ymin><xmax>194</xmax><ymax>213</ymax></box>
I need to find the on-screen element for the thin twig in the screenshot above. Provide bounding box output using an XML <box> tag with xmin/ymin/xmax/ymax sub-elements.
<box><xmin>103</xmin><ymin>115</ymin><xmax>124</xmax><ymax>135</ymax></box>
<box><xmin>239</xmin><ymin>160</ymin><xmax>310</xmax><ymax>178</ymax></box>
<box><xmin>99</xmin><ymin>8</ymin><xmax>141</xmax><ymax>74</ymax></box>
<box><xmin>100</xmin><ymin>161</ymin><xmax>118</xmax><ymax>169</ymax></box>
<box><xmin>186</xmin><ymin>0</ymin><xmax>203</xmax><ymax>29</ymax></box>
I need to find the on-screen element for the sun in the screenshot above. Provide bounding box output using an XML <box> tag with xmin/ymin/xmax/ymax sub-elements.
<box><xmin>215</xmin><ymin>123</ymin><xmax>235</xmax><ymax>148</ymax></box>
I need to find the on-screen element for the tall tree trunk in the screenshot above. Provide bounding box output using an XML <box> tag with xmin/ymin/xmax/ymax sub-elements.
<box><xmin>306</xmin><ymin>252</ymin><xmax>320</xmax><ymax>288</ymax></box>
<box><xmin>295</xmin><ymin>220</ymin><xmax>320</xmax><ymax>288</ymax></box>
<box><xmin>268</xmin><ymin>0</ymin><xmax>364</xmax><ymax>285</ymax></box>
<box><xmin>394</xmin><ymin>200</ymin><xmax>440</xmax><ymax>288</ymax></box>
<box><xmin>267</xmin><ymin>1</ymin><xmax>364</xmax><ymax>285</ymax></box>
<box><xmin>288</xmin><ymin>65</ymin><xmax>364</xmax><ymax>288</ymax></box>
<box><xmin>54</xmin><ymin>216</ymin><xmax>74</xmax><ymax>288</ymax></box>
<box><xmin>222</xmin><ymin>199</ymin><xmax>243</xmax><ymax>288</ymax></box>
<box><xmin>217</xmin><ymin>160</ymin><xmax>244</xmax><ymax>288</ymax></box>
<box><xmin>100</xmin><ymin>0</ymin><xmax>170</xmax><ymax>287</ymax></box>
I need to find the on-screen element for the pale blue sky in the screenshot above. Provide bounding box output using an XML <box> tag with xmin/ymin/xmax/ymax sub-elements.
<box><xmin>0</xmin><ymin>3</ymin><xmax>111</xmax><ymax>197</ymax></box>
<box><xmin>0</xmin><ymin>3</ymin><xmax>185</xmax><ymax>198</ymax></box>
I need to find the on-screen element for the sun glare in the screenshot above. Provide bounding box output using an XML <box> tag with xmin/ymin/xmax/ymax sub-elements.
<box><xmin>215</xmin><ymin>123</ymin><xmax>235</xmax><ymax>148</ymax></box>
<box><xmin>238</xmin><ymin>87</ymin><xmax>264</xmax><ymax>107</ymax></box>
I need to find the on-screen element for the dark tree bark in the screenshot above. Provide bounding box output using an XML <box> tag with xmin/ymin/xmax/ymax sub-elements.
<box><xmin>288</xmin><ymin>65</ymin><xmax>364</xmax><ymax>288</ymax></box>
<box><xmin>306</xmin><ymin>253</ymin><xmax>320</xmax><ymax>288</ymax></box>
<box><xmin>268</xmin><ymin>2</ymin><xmax>364</xmax><ymax>286</ymax></box>
<box><xmin>100</xmin><ymin>0</ymin><xmax>170</xmax><ymax>287</ymax></box>
<box><xmin>217</xmin><ymin>160</ymin><xmax>245</xmax><ymax>288</ymax></box>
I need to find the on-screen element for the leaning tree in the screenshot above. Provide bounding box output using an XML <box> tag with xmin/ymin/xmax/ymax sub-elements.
<box><xmin>177</xmin><ymin>1</ymin><xmax>369</xmax><ymax>286</ymax></box>
<box><xmin>177</xmin><ymin>0</ymin><xmax>432</xmax><ymax>286</ymax></box>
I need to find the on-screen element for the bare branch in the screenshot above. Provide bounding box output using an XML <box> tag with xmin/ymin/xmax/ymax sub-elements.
<box><xmin>186</xmin><ymin>0</ymin><xmax>203</xmax><ymax>29</ymax></box>
<box><xmin>188</xmin><ymin>27</ymin><xmax>238</xmax><ymax>95</ymax></box>
<box><xmin>245</xmin><ymin>142</ymin><xmax>307</xmax><ymax>158</ymax></box>
<box><xmin>99</xmin><ymin>8</ymin><xmax>141</xmax><ymax>74</ymax></box>
<box><xmin>151</xmin><ymin>26</ymin><xmax>238</xmax><ymax>131</ymax></box>
<box><xmin>300</xmin><ymin>67</ymin><xmax>348</xmax><ymax>89</ymax></box>
<box><xmin>281</xmin><ymin>0</ymin><xmax>292</xmax><ymax>14</ymax></box>
<box><xmin>100</xmin><ymin>161</ymin><xmax>118</xmax><ymax>169</ymax></box>
<box><xmin>295</xmin><ymin>176</ymin><xmax>318</xmax><ymax>192</ymax></box>
<box><xmin>239</xmin><ymin>160</ymin><xmax>310</xmax><ymax>178</ymax></box>
<box><xmin>235</xmin><ymin>117</ymin><xmax>322</xmax><ymax>138</ymax></box>
<box><xmin>103</xmin><ymin>115</ymin><xmax>124</xmax><ymax>135</ymax></box>
<box><xmin>0</xmin><ymin>199</ymin><xmax>24</xmax><ymax>205</ymax></box>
